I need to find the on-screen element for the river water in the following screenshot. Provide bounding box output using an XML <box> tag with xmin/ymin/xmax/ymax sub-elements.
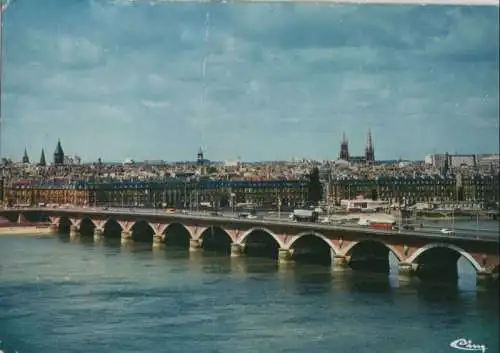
<box><xmin>0</xmin><ymin>234</ymin><xmax>498</xmax><ymax>353</ymax></box>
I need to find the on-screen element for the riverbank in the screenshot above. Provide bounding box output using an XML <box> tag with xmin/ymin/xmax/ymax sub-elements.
<box><xmin>0</xmin><ymin>226</ymin><xmax>53</xmax><ymax>236</ymax></box>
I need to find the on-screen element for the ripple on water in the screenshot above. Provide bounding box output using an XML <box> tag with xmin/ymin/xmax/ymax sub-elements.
<box><xmin>0</xmin><ymin>235</ymin><xmax>498</xmax><ymax>353</ymax></box>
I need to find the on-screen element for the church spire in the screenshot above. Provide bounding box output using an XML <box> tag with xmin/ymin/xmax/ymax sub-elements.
<box><xmin>54</xmin><ymin>139</ymin><xmax>65</xmax><ymax>165</ymax></box>
<box><xmin>365</xmin><ymin>128</ymin><xmax>375</xmax><ymax>163</ymax></box>
<box><xmin>39</xmin><ymin>148</ymin><xmax>46</xmax><ymax>167</ymax></box>
<box><xmin>197</xmin><ymin>147</ymin><xmax>205</xmax><ymax>166</ymax></box>
<box><xmin>22</xmin><ymin>148</ymin><xmax>30</xmax><ymax>164</ymax></box>
<box><xmin>339</xmin><ymin>132</ymin><xmax>349</xmax><ymax>161</ymax></box>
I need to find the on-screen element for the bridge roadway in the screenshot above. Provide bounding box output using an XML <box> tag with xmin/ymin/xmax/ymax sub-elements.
<box><xmin>17</xmin><ymin>206</ymin><xmax>499</xmax><ymax>243</ymax></box>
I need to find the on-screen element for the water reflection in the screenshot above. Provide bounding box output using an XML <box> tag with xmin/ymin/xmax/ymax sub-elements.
<box><xmin>2</xmin><ymin>230</ymin><xmax>498</xmax><ymax>353</ymax></box>
<box><xmin>61</xmin><ymin>234</ymin><xmax>95</xmax><ymax>249</ymax></box>
<box><xmin>415</xmin><ymin>281</ymin><xmax>461</xmax><ymax>302</ymax></box>
<box><xmin>339</xmin><ymin>271</ymin><xmax>394</xmax><ymax>294</ymax></box>
<box><xmin>240</xmin><ymin>257</ymin><xmax>279</xmax><ymax>275</ymax></box>
<box><xmin>291</xmin><ymin>267</ymin><xmax>334</xmax><ymax>297</ymax></box>
<box><xmin>52</xmin><ymin>236</ymin><xmax>495</xmax><ymax>299</ymax></box>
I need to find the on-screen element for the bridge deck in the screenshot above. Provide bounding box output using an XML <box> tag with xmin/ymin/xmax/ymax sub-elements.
<box><xmin>7</xmin><ymin>207</ymin><xmax>498</xmax><ymax>244</ymax></box>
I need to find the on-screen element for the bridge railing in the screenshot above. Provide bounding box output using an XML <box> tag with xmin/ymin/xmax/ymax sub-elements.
<box><xmin>403</xmin><ymin>223</ymin><xmax>499</xmax><ymax>234</ymax></box>
<box><xmin>2</xmin><ymin>206</ymin><xmax>498</xmax><ymax>240</ymax></box>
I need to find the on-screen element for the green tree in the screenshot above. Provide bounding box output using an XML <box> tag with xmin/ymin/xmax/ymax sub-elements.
<box><xmin>207</xmin><ymin>166</ymin><xmax>218</xmax><ymax>174</ymax></box>
<box><xmin>307</xmin><ymin>167</ymin><xmax>323</xmax><ymax>205</ymax></box>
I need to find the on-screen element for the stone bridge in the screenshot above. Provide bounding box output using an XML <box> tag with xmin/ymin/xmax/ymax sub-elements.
<box><xmin>3</xmin><ymin>208</ymin><xmax>499</xmax><ymax>285</ymax></box>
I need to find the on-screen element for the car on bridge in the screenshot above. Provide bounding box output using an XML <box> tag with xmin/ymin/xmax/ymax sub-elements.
<box><xmin>440</xmin><ymin>228</ymin><xmax>455</xmax><ymax>235</ymax></box>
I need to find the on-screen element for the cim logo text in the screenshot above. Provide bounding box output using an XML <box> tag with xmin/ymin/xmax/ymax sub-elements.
<box><xmin>450</xmin><ymin>338</ymin><xmax>487</xmax><ymax>353</ymax></box>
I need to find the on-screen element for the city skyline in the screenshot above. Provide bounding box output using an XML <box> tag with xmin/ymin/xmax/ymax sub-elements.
<box><xmin>1</xmin><ymin>1</ymin><xmax>499</xmax><ymax>162</ymax></box>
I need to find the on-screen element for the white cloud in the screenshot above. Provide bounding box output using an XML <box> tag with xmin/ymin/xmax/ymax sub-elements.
<box><xmin>141</xmin><ymin>100</ymin><xmax>171</xmax><ymax>108</ymax></box>
<box><xmin>57</xmin><ymin>36</ymin><xmax>104</xmax><ymax>67</ymax></box>
<box><xmin>2</xmin><ymin>1</ymin><xmax>498</xmax><ymax>162</ymax></box>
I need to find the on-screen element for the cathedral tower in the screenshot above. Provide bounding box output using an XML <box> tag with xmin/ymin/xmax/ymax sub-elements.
<box><xmin>197</xmin><ymin>147</ymin><xmax>204</xmax><ymax>166</ymax></box>
<box><xmin>22</xmin><ymin>148</ymin><xmax>30</xmax><ymax>164</ymax></box>
<box><xmin>54</xmin><ymin>140</ymin><xmax>65</xmax><ymax>165</ymax></box>
<box><xmin>39</xmin><ymin>148</ymin><xmax>46</xmax><ymax>167</ymax></box>
<box><xmin>364</xmin><ymin>129</ymin><xmax>375</xmax><ymax>163</ymax></box>
<box><xmin>339</xmin><ymin>132</ymin><xmax>349</xmax><ymax>161</ymax></box>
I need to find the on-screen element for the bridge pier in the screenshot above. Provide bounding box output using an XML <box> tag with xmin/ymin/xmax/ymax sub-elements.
<box><xmin>278</xmin><ymin>248</ymin><xmax>293</xmax><ymax>264</ymax></box>
<box><xmin>49</xmin><ymin>224</ymin><xmax>58</xmax><ymax>234</ymax></box>
<box><xmin>153</xmin><ymin>233</ymin><xmax>163</xmax><ymax>247</ymax></box>
<box><xmin>121</xmin><ymin>230</ymin><xmax>133</xmax><ymax>243</ymax></box>
<box><xmin>332</xmin><ymin>255</ymin><xmax>350</xmax><ymax>272</ymax></box>
<box><xmin>476</xmin><ymin>271</ymin><xmax>495</xmax><ymax>289</ymax></box>
<box><xmin>93</xmin><ymin>228</ymin><xmax>104</xmax><ymax>240</ymax></box>
<box><xmin>230</xmin><ymin>243</ymin><xmax>244</xmax><ymax>257</ymax></box>
<box><xmin>398</xmin><ymin>262</ymin><xmax>417</xmax><ymax>286</ymax></box>
<box><xmin>189</xmin><ymin>239</ymin><xmax>201</xmax><ymax>252</ymax></box>
<box><xmin>69</xmin><ymin>225</ymin><xmax>79</xmax><ymax>238</ymax></box>
<box><xmin>398</xmin><ymin>262</ymin><xmax>416</xmax><ymax>278</ymax></box>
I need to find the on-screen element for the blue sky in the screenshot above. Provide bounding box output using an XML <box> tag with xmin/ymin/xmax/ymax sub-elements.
<box><xmin>2</xmin><ymin>1</ymin><xmax>499</xmax><ymax>162</ymax></box>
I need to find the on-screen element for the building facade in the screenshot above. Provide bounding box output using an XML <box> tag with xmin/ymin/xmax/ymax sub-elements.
<box><xmin>90</xmin><ymin>179</ymin><xmax>308</xmax><ymax>210</ymax></box>
<box><xmin>328</xmin><ymin>174</ymin><xmax>499</xmax><ymax>206</ymax></box>
<box><xmin>3</xmin><ymin>180</ymin><xmax>89</xmax><ymax>206</ymax></box>
<box><xmin>3</xmin><ymin>174</ymin><xmax>497</xmax><ymax>210</ymax></box>
<box><xmin>3</xmin><ymin>178</ymin><xmax>309</xmax><ymax>211</ymax></box>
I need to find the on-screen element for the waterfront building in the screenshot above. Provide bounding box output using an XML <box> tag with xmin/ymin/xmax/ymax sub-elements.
<box><xmin>3</xmin><ymin>179</ymin><xmax>89</xmax><ymax>206</ymax></box>
<box><xmin>460</xmin><ymin>174</ymin><xmax>499</xmax><ymax>207</ymax></box>
<box><xmin>330</xmin><ymin>178</ymin><xmax>377</xmax><ymax>203</ymax></box>
<box><xmin>90</xmin><ymin>179</ymin><xmax>308</xmax><ymax>210</ymax></box>
<box><xmin>3</xmin><ymin>178</ymin><xmax>309</xmax><ymax>210</ymax></box>
<box><xmin>328</xmin><ymin>174</ymin><xmax>499</xmax><ymax>206</ymax></box>
<box><xmin>374</xmin><ymin>176</ymin><xmax>457</xmax><ymax>204</ymax></box>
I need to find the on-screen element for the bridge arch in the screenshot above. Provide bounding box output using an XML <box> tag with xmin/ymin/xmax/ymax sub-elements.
<box><xmin>239</xmin><ymin>227</ymin><xmax>283</xmax><ymax>259</ymax></box>
<box><xmin>406</xmin><ymin>243</ymin><xmax>485</xmax><ymax>273</ymax></box>
<box><xmin>199</xmin><ymin>226</ymin><xmax>233</xmax><ymax>254</ymax></box>
<box><xmin>103</xmin><ymin>218</ymin><xmax>122</xmax><ymax>238</ymax></box>
<box><xmin>288</xmin><ymin>232</ymin><xmax>340</xmax><ymax>254</ymax></box>
<box><xmin>79</xmin><ymin>216</ymin><xmax>96</xmax><ymax>237</ymax></box>
<box><xmin>287</xmin><ymin>232</ymin><xmax>339</xmax><ymax>266</ymax></box>
<box><xmin>131</xmin><ymin>219</ymin><xmax>155</xmax><ymax>242</ymax></box>
<box><xmin>163</xmin><ymin>223</ymin><xmax>192</xmax><ymax>249</ymax></box>
<box><xmin>239</xmin><ymin>227</ymin><xmax>285</xmax><ymax>248</ymax></box>
<box><xmin>1</xmin><ymin>212</ymin><xmax>18</xmax><ymax>223</ymax></box>
<box><xmin>343</xmin><ymin>238</ymin><xmax>404</xmax><ymax>262</ymax></box>
<box><xmin>343</xmin><ymin>238</ymin><xmax>403</xmax><ymax>274</ymax></box>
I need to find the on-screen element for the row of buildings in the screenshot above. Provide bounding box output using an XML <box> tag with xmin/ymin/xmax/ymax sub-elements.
<box><xmin>6</xmin><ymin>139</ymin><xmax>497</xmax><ymax>174</ymax></box>
<box><xmin>2</xmin><ymin>174</ymin><xmax>498</xmax><ymax>210</ymax></box>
